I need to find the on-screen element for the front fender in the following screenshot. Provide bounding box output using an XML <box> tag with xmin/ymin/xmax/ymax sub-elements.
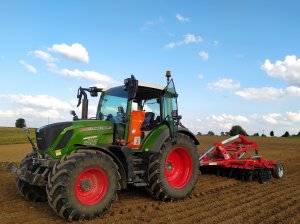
<box><xmin>74</xmin><ymin>144</ymin><xmax>127</xmax><ymax>189</ymax></box>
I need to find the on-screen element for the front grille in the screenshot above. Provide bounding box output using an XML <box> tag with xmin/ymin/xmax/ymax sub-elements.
<box><xmin>36</xmin><ymin>122</ymin><xmax>72</xmax><ymax>151</ymax></box>
<box><xmin>55</xmin><ymin>130</ymin><xmax>73</xmax><ymax>149</ymax></box>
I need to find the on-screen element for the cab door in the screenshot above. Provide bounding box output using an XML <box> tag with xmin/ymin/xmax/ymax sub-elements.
<box><xmin>162</xmin><ymin>79</ymin><xmax>179</xmax><ymax>144</ymax></box>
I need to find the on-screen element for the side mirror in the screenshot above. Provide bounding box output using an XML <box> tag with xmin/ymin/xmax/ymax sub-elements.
<box><xmin>171</xmin><ymin>110</ymin><xmax>178</xmax><ymax>119</ymax></box>
<box><xmin>172</xmin><ymin>110</ymin><xmax>182</xmax><ymax>120</ymax></box>
<box><xmin>70</xmin><ymin>110</ymin><xmax>79</xmax><ymax>121</ymax></box>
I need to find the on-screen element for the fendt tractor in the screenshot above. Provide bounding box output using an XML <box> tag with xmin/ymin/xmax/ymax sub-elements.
<box><xmin>13</xmin><ymin>71</ymin><xmax>283</xmax><ymax>221</ymax></box>
<box><xmin>15</xmin><ymin>72</ymin><xmax>200</xmax><ymax>221</ymax></box>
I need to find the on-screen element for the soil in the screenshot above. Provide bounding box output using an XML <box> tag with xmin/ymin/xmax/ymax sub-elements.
<box><xmin>0</xmin><ymin>136</ymin><xmax>299</xmax><ymax>224</ymax></box>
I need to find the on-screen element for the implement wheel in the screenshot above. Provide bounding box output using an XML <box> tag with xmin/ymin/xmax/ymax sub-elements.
<box><xmin>272</xmin><ymin>163</ymin><xmax>284</xmax><ymax>179</ymax></box>
<box><xmin>148</xmin><ymin>133</ymin><xmax>199</xmax><ymax>200</ymax></box>
<box><xmin>47</xmin><ymin>150</ymin><xmax>120</xmax><ymax>221</ymax></box>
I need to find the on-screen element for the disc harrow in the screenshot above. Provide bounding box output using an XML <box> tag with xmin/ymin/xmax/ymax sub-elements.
<box><xmin>199</xmin><ymin>135</ymin><xmax>284</xmax><ymax>183</ymax></box>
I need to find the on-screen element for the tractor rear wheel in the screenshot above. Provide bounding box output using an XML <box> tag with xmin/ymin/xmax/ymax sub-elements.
<box><xmin>148</xmin><ymin>133</ymin><xmax>199</xmax><ymax>200</ymax></box>
<box><xmin>46</xmin><ymin>149</ymin><xmax>121</xmax><ymax>221</ymax></box>
<box><xmin>16</xmin><ymin>153</ymin><xmax>47</xmax><ymax>202</ymax></box>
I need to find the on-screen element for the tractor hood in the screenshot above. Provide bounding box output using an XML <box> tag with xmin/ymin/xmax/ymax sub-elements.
<box><xmin>36</xmin><ymin>122</ymin><xmax>73</xmax><ymax>151</ymax></box>
<box><xmin>36</xmin><ymin>120</ymin><xmax>114</xmax><ymax>158</ymax></box>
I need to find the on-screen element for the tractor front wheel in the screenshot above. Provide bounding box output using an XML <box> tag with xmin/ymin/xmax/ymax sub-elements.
<box><xmin>46</xmin><ymin>149</ymin><xmax>121</xmax><ymax>221</ymax></box>
<box><xmin>148</xmin><ymin>133</ymin><xmax>199</xmax><ymax>200</ymax></box>
<box><xmin>16</xmin><ymin>153</ymin><xmax>47</xmax><ymax>202</ymax></box>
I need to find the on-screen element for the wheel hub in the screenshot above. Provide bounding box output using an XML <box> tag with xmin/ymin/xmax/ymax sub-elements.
<box><xmin>80</xmin><ymin>178</ymin><xmax>93</xmax><ymax>192</ymax></box>
<box><xmin>75</xmin><ymin>168</ymin><xmax>108</xmax><ymax>205</ymax></box>
<box><xmin>166</xmin><ymin>161</ymin><xmax>173</xmax><ymax>171</ymax></box>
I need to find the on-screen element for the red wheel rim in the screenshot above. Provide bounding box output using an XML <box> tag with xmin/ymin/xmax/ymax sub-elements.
<box><xmin>165</xmin><ymin>147</ymin><xmax>193</xmax><ymax>189</ymax></box>
<box><xmin>75</xmin><ymin>168</ymin><xmax>108</xmax><ymax>205</ymax></box>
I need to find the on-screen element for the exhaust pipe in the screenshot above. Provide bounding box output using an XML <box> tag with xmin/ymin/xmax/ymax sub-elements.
<box><xmin>82</xmin><ymin>98</ymin><xmax>88</xmax><ymax>120</ymax></box>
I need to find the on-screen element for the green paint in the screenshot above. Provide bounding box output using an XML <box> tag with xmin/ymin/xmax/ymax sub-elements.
<box><xmin>138</xmin><ymin>124</ymin><xmax>169</xmax><ymax>153</ymax></box>
<box><xmin>124</xmin><ymin>100</ymin><xmax>132</xmax><ymax>144</ymax></box>
<box><xmin>41</xmin><ymin>120</ymin><xmax>114</xmax><ymax>159</ymax></box>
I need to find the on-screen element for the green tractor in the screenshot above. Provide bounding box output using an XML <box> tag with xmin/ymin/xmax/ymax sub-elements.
<box><xmin>16</xmin><ymin>72</ymin><xmax>200</xmax><ymax>221</ymax></box>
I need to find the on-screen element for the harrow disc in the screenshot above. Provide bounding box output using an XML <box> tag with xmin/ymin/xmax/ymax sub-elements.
<box><xmin>200</xmin><ymin>166</ymin><xmax>274</xmax><ymax>184</ymax></box>
<box><xmin>258</xmin><ymin>169</ymin><xmax>272</xmax><ymax>184</ymax></box>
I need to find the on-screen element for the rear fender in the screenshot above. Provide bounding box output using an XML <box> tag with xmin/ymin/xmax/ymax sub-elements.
<box><xmin>141</xmin><ymin>125</ymin><xmax>199</xmax><ymax>153</ymax></box>
<box><xmin>178</xmin><ymin>127</ymin><xmax>200</xmax><ymax>145</ymax></box>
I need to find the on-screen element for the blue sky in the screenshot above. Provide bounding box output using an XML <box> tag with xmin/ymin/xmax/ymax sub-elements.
<box><xmin>0</xmin><ymin>0</ymin><xmax>299</xmax><ymax>136</ymax></box>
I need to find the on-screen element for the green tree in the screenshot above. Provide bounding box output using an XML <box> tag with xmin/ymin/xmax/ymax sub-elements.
<box><xmin>270</xmin><ymin>131</ymin><xmax>274</xmax><ymax>137</ymax></box>
<box><xmin>282</xmin><ymin>131</ymin><xmax>290</xmax><ymax>137</ymax></box>
<box><xmin>253</xmin><ymin>133</ymin><xmax>259</xmax><ymax>136</ymax></box>
<box><xmin>15</xmin><ymin>118</ymin><xmax>26</xmax><ymax>128</ymax></box>
<box><xmin>297</xmin><ymin>131</ymin><xmax>300</xmax><ymax>136</ymax></box>
<box><xmin>207</xmin><ymin>131</ymin><xmax>215</xmax><ymax>136</ymax></box>
<box><xmin>196</xmin><ymin>132</ymin><xmax>202</xmax><ymax>136</ymax></box>
<box><xmin>229</xmin><ymin>125</ymin><xmax>248</xmax><ymax>136</ymax></box>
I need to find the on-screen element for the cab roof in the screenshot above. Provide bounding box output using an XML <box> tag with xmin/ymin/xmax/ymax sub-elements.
<box><xmin>104</xmin><ymin>81</ymin><xmax>165</xmax><ymax>101</ymax></box>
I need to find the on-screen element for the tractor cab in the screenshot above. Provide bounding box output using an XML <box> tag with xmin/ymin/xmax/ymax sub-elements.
<box><xmin>96</xmin><ymin>73</ymin><xmax>180</xmax><ymax>149</ymax></box>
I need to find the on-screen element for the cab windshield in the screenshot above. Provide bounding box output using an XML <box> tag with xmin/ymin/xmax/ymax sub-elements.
<box><xmin>96</xmin><ymin>86</ymin><xmax>128</xmax><ymax>121</ymax></box>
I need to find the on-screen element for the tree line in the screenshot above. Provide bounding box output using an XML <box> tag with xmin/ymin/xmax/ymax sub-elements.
<box><xmin>197</xmin><ymin>125</ymin><xmax>300</xmax><ymax>137</ymax></box>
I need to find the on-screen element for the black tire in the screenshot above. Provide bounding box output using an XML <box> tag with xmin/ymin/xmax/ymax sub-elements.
<box><xmin>16</xmin><ymin>153</ymin><xmax>47</xmax><ymax>202</ymax></box>
<box><xmin>46</xmin><ymin>149</ymin><xmax>121</xmax><ymax>221</ymax></box>
<box><xmin>148</xmin><ymin>133</ymin><xmax>199</xmax><ymax>200</ymax></box>
<box><xmin>272</xmin><ymin>163</ymin><xmax>284</xmax><ymax>179</ymax></box>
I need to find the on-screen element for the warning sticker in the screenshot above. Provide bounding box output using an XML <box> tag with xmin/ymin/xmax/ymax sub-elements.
<box><xmin>133</xmin><ymin>136</ymin><xmax>141</xmax><ymax>145</ymax></box>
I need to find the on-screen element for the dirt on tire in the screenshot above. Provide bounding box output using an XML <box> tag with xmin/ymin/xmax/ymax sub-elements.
<box><xmin>0</xmin><ymin>137</ymin><xmax>299</xmax><ymax>224</ymax></box>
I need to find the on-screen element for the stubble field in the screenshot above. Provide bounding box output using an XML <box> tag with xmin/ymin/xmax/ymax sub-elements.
<box><xmin>0</xmin><ymin>136</ymin><xmax>299</xmax><ymax>224</ymax></box>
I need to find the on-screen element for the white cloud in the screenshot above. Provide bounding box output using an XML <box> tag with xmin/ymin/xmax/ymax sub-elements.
<box><xmin>235</xmin><ymin>87</ymin><xmax>285</xmax><ymax>100</ymax></box>
<box><xmin>213</xmin><ymin>40</ymin><xmax>219</xmax><ymax>47</ymax></box>
<box><xmin>198</xmin><ymin>51</ymin><xmax>209</xmax><ymax>60</ymax></box>
<box><xmin>187</xmin><ymin>109</ymin><xmax>300</xmax><ymax>136</ymax></box>
<box><xmin>262</xmin><ymin>113</ymin><xmax>282</xmax><ymax>124</ymax></box>
<box><xmin>261</xmin><ymin>55</ymin><xmax>300</xmax><ymax>87</ymax></box>
<box><xmin>176</xmin><ymin>13</ymin><xmax>189</xmax><ymax>22</ymax></box>
<box><xmin>209</xmin><ymin>114</ymin><xmax>248</xmax><ymax>123</ymax></box>
<box><xmin>32</xmin><ymin>50</ymin><xmax>56</xmax><ymax>62</ymax></box>
<box><xmin>0</xmin><ymin>107</ymin><xmax>68</xmax><ymax>127</ymax></box>
<box><xmin>208</xmin><ymin>78</ymin><xmax>240</xmax><ymax>90</ymax></box>
<box><xmin>140</xmin><ymin>21</ymin><xmax>154</xmax><ymax>32</ymax></box>
<box><xmin>0</xmin><ymin>107</ymin><xmax>61</xmax><ymax>119</ymax></box>
<box><xmin>49</xmin><ymin>43</ymin><xmax>89</xmax><ymax>63</ymax></box>
<box><xmin>0</xmin><ymin>94</ymin><xmax>72</xmax><ymax>111</ymax></box>
<box><xmin>46</xmin><ymin>62</ymin><xmax>58</xmax><ymax>72</ymax></box>
<box><xmin>165</xmin><ymin>42</ymin><xmax>176</xmax><ymax>49</ymax></box>
<box><xmin>59</xmin><ymin>68</ymin><xmax>117</xmax><ymax>87</ymax></box>
<box><xmin>205</xmin><ymin>114</ymin><xmax>249</xmax><ymax>131</ymax></box>
<box><xmin>19</xmin><ymin>60</ymin><xmax>37</xmax><ymax>73</ymax></box>
<box><xmin>165</xmin><ymin>33</ymin><xmax>202</xmax><ymax>49</ymax></box>
<box><xmin>197</xmin><ymin>74</ymin><xmax>204</xmax><ymax>79</ymax></box>
<box><xmin>286</xmin><ymin>86</ymin><xmax>300</xmax><ymax>97</ymax></box>
<box><xmin>286</xmin><ymin>110</ymin><xmax>300</xmax><ymax>122</ymax></box>
<box><xmin>183</xmin><ymin>33</ymin><xmax>202</xmax><ymax>44</ymax></box>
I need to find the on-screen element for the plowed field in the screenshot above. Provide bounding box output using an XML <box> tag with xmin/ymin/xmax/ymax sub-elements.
<box><xmin>0</xmin><ymin>136</ymin><xmax>299</xmax><ymax>224</ymax></box>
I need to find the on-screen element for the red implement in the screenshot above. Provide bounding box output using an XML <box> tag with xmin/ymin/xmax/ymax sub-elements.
<box><xmin>199</xmin><ymin>135</ymin><xmax>284</xmax><ymax>183</ymax></box>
